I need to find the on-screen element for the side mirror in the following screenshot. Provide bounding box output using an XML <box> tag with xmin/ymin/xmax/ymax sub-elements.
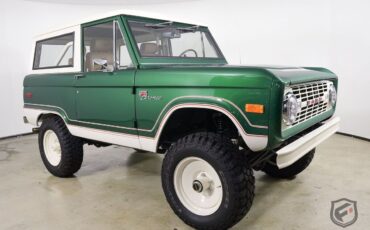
<box><xmin>93</xmin><ymin>58</ymin><xmax>114</xmax><ymax>72</ymax></box>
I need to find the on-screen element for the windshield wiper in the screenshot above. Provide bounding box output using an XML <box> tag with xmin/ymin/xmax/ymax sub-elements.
<box><xmin>145</xmin><ymin>21</ymin><xmax>173</xmax><ymax>29</ymax></box>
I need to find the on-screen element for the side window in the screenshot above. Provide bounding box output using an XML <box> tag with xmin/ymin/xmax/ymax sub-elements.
<box><xmin>33</xmin><ymin>33</ymin><xmax>74</xmax><ymax>69</ymax></box>
<box><xmin>84</xmin><ymin>22</ymin><xmax>113</xmax><ymax>72</ymax></box>
<box><xmin>115</xmin><ymin>21</ymin><xmax>133</xmax><ymax>68</ymax></box>
<box><xmin>84</xmin><ymin>21</ymin><xmax>132</xmax><ymax>72</ymax></box>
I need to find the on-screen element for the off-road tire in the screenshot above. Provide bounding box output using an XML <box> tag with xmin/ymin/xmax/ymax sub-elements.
<box><xmin>161</xmin><ymin>132</ymin><xmax>255</xmax><ymax>230</ymax></box>
<box><xmin>38</xmin><ymin>116</ymin><xmax>83</xmax><ymax>177</ymax></box>
<box><xmin>262</xmin><ymin>149</ymin><xmax>315</xmax><ymax>179</ymax></box>
<box><xmin>132</xmin><ymin>148</ymin><xmax>147</xmax><ymax>153</ymax></box>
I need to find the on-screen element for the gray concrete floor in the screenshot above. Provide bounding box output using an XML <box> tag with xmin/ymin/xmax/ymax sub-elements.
<box><xmin>0</xmin><ymin>134</ymin><xmax>369</xmax><ymax>230</ymax></box>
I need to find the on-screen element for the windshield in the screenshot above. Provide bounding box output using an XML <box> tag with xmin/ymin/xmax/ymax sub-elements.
<box><xmin>128</xmin><ymin>20</ymin><xmax>223</xmax><ymax>59</ymax></box>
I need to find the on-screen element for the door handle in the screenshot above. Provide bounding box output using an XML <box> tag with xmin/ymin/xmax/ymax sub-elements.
<box><xmin>74</xmin><ymin>74</ymin><xmax>85</xmax><ymax>80</ymax></box>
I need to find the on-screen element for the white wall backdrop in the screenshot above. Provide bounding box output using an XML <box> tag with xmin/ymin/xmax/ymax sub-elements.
<box><xmin>1</xmin><ymin>0</ymin><xmax>369</xmax><ymax>139</ymax></box>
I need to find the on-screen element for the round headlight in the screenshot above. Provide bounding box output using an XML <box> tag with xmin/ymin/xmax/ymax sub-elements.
<box><xmin>329</xmin><ymin>84</ymin><xmax>337</xmax><ymax>106</ymax></box>
<box><xmin>283</xmin><ymin>93</ymin><xmax>301</xmax><ymax>125</ymax></box>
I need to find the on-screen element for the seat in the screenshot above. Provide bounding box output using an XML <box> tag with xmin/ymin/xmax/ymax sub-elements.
<box><xmin>85</xmin><ymin>39</ymin><xmax>114</xmax><ymax>72</ymax></box>
<box><xmin>140</xmin><ymin>43</ymin><xmax>161</xmax><ymax>56</ymax></box>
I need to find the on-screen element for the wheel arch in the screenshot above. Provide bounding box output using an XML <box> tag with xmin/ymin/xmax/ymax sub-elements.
<box><xmin>37</xmin><ymin>112</ymin><xmax>64</xmax><ymax>126</ymax></box>
<box><xmin>155</xmin><ymin>106</ymin><xmax>239</xmax><ymax>152</ymax></box>
<box><xmin>23</xmin><ymin>106</ymin><xmax>65</xmax><ymax>127</ymax></box>
<box><xmin>150</xmin><ymin>100</ymin><xmax>268</xmax><ymax>152</ymax></box>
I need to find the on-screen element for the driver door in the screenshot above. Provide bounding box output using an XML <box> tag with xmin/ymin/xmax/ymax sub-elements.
<box><xmin>75</xmin><ymin>19</ymin><xmax>138</xmax><ymax>144</ymax></box>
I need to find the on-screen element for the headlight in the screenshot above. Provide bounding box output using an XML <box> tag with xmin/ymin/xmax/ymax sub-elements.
<box><xmin>283</xmin><ymin>92</ymin><xmax>301</xmax><ymax>125</ymax></box>
<box><xmin>329</xmin><ymin>84</ymin><xmax>337</xmax><ymax>106</ymax></box>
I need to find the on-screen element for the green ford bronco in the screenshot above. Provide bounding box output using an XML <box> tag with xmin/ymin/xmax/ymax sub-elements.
<box><xmin>23</xmin><ymin>11</ymin><xmax>340</xmax><ymax>229</ymax></box>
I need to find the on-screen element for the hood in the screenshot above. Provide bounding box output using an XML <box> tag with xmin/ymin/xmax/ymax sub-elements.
<box><xmin>137</xmin><ymin>64</ymin><xmax>337</xmax><ymax>87</ymax></box>
<box><xmin>216</xmin><ymin>64</ymin><xmax>337</xmax><ymax>85</ymax></box>
<box><xmin>259</xmin><ymin>66</ymin><xmax>337</xmax><ymax>85</ymax></box>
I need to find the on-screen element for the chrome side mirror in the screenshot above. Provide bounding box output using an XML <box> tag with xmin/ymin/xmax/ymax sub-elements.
<box><xmin>93</xmin><ymin>58</ymin><xmax>114</xmax><ymax>72</ymax></box>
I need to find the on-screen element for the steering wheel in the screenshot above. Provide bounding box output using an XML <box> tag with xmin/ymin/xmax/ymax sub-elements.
<box><xmin>179</xmin><ymin>49</ymin><xmax>198</xmax><ymax>57</ymax></box>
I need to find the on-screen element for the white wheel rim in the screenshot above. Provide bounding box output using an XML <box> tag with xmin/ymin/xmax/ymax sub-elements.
<box><xmin>174</xmin><ymin>157</ymin><xmax>223</xmax><ymax>216</ymax></box>
<box><xmin>43</xmin><ymin>130</ymin><xmax>62</xmax><ymax>166</ymax></box>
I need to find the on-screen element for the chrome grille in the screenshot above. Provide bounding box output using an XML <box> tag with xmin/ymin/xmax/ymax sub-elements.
<box><xmin>290</xmin><ymin>80</ymin><xmax>331</xmax><ymax>126</ymax></box>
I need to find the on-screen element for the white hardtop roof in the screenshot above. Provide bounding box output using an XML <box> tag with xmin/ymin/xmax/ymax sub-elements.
<box><xmin>35</xmin><ymin>9</ymin><xmax>204</xmax><ymax>39</ymax></box>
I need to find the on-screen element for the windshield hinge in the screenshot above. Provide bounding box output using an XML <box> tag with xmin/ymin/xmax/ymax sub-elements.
<box><xmin>132</xmin><ymin>86</ymin><xmax>136</xmax><ymax>94</ymax></box>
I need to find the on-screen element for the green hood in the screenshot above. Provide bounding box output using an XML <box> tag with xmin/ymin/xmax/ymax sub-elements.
<box><xmin>218</xmin><ymin>64</ymin><xmax>338</xmax><ymax>85</ymax></box>
<box><xmin>259</xmin><ymin>65</ymin><xmax>337</xmax><ymax>85</ymax></box>
<box><xmin>138</xmin><ymin>64</ymin><xmax>337</xmax><ymax>88</ymax></box>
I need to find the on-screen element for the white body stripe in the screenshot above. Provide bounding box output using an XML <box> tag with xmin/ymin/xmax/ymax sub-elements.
<box><xmin>24</xmin><ymin>103</ymin><xmax>268</xmax><ymax>152</ymax></box>
<box><xmin>68</xmin><ymin>125</ymin><xmax>141</xmax><ymax>149</ymax></box>
<box><xmin>24</xmin><ymin>95</ymin><xmax>267</xmax><ymax>132</ymax></box>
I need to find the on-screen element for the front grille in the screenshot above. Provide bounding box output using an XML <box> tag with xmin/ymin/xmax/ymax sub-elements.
<box><xmin>290</xmin><ymin>80</ymin><xmax>331</xmax><ymax>126</ymax></box>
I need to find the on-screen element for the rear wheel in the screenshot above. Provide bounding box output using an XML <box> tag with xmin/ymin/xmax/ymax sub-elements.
<box><xmin>262</xmin><ymin>149</ymin><xmax>315</xmax><ymax>179</ymax></box>
<box><xmin>39</xmin><ymin>116</ymin><xmax>83</xmax><ymax>177</ymax></box>
<box><xmin>162</xmin><ymin>132</ymin><xmax>255</xmax><ymax>230</ymax></box>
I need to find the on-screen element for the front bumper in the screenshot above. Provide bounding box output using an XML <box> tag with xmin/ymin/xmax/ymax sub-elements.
<box><xmin>276</xmin><ymin>116</ymin><xmax>340</xmax><ymax>169</ymax></box>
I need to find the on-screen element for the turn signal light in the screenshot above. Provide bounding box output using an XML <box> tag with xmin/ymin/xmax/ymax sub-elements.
<box><xmin>245</xmin><ymin>104</ymin><xmax>264</xmax><ymax>114</ymax></box>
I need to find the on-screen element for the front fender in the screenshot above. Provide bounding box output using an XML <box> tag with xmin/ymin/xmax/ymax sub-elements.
<box><xmin>138</xmin><ymin>95</ymin><xmax>268</xmax><ymax>152</ymax></box>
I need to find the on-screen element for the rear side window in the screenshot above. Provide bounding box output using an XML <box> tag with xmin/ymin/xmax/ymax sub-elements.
<box><xmin>33</xmin><ymin>33</ymin><xmax>74</xmax><ymax>69</ymax></box>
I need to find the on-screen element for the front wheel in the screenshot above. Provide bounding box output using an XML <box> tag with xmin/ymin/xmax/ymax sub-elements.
<box><xmin>132</xmin><ymin>148</ymin><xmax>147</xmax><ymax>153</ymax></box>
<box><xmin>262</xmin><ymin>149</ymin><xmax>315</xmax><ymax>179</ymax></box>
<box><xmin>161</xmin><ymin>132</ymin><xmax>255</xmax><ymax>230</ymax></box>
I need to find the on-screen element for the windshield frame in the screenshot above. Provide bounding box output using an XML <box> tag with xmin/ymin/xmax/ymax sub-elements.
<box><xmin>122</xmin><ymin>15</ymin><xmax>227</xmax><ymax>66</ymax></box>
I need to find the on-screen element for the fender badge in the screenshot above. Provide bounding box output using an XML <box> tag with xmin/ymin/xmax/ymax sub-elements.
<box><xmin>139</xmin><ymin>90</ymin><xmax>148</xmax><ymax>98</ymax></box>
<box><xmin>139</xmin><ymin>90</ymin><xmax>162</xmax><ymax>101</ymax></box>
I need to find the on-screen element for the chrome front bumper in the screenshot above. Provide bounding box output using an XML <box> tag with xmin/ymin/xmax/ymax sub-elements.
<box><xmin>276</xmin><ymin>116</ymin><xmax>340</xmax><ymax>169</ymax></box>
